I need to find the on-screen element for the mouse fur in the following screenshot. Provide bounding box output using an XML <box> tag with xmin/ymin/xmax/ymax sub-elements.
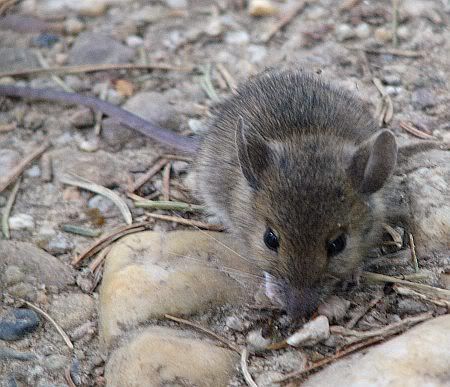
<box><xmin>195</xmin><ymin>69</ymin><xmax>397</xmax><ymax>318</ymax></box>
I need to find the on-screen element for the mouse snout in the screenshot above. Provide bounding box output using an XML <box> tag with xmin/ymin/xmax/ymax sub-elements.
<box><xmin>285</xmin><ymin>286</ymin><xmax>320</xmax><ymax>319</ymax></box>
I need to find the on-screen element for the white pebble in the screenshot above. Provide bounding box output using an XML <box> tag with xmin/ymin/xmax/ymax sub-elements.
<box><xmin>336</xmin><ymin>24</ymin><xmax>355</xmax><ymax>41</ymax></box>
<box><xmin>165</xmin><ymin>0</ymin><xmax>187</xmax><ymax>9</ymax></box>
<box><xmin>78</xmin><ymin>138</ymin><xmax>99</xmax><ymax>152</ymax></box>
<box><xmin>246</xmin><ymin>329</ymin><xmax>272</xmax><ymax>352</ymax></box>
<box><xmin>355</xmin><ymin>23</ymin><xmax>371</xmax><ymax>39</ymax></box>
<box><xmin>25</xmin><ymin>165</ymin><xmax>41</xmax><ymax>178</ymax></box>
<box><xmin>225</xmin><ymin>316</ymin><xmax>246</xmax><ymax>332</ymax></box>
<box><xmin>9</xmin><ymin>214</ymin><xmax>35</xmax><ymax>231</ymax></box>
<box><xmin>126</xmin><ymin>35</ymin><xmax>144</xmax><ymax>48</ymax></box>
<box><xmin>225</xmin><ymin>31</ymin><xmax>250</xmax><ymax>45</ymax></box>
<box><xmin>65</xmin><ymin>18</ymin><xmax>85</xmax><ymax>34</ymax></box>
<box><xmin>286</xmin><ymin>315</ymin><xmax>330</xmax><ymax>347</ymax></box>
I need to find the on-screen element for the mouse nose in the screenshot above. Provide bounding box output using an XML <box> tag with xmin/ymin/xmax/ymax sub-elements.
<box><xmin>285</xmin><ymin>286</ymin><xmax>319</xmax><ymax>319</ymax></box>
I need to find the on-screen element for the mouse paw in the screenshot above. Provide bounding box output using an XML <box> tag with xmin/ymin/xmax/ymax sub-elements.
<box><xmin>340</xmin><ymin>267</ymin><xmax>363</xmax><ymax>291</ymax></box>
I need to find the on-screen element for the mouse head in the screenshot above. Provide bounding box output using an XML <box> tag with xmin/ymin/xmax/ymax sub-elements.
<box><xmin>236</xmin><ymin>121</ymin><xmax>397</xmax><ymax>318</ymax></box>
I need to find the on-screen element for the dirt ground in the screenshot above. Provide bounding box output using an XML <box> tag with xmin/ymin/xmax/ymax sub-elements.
<box><xmin>0</xmin><ymin>0</ymin><xmax>449</xmax><ymax>386</ymax></box>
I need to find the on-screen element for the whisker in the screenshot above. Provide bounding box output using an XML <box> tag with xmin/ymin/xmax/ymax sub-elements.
<box><xmin>164</xmin><ymin>252</ymin><xmax>265</xmax><ymax>282</ymax></box>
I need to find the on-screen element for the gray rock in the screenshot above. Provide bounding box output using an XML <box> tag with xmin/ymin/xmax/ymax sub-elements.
<box><xmin>41</xmin><ymin>354</ymin><xmax>68</xmax><ymax>371</ymax></box>
<box><xmin>0</xmin><ymin>308</ymin><xmax>40</xmax><ymax>341</ymax></box>
<box><xmin>0</xmin><ymin>149</ymin><xmax>20</xmax><ymax>179</ymax></box>
<box><xmin>41</xmin><ymin>233</ymin><xmax>74</xmax><ymax>255</ymax></box>
<box><xmin>411</xmin><ymin>88</ymin><xmax>437</xmax><ymax>109</ymax></box>
<box><xmin>0</xmin><ymin>48</ymin><xmax>39</xmax><ymax>72</ymax></box>
<box><xmin>49</xmin><ymin>293</ymin><xmax>95</xmax><ymax>330</ymax></box>
<box><xmin>165</xmin><ymin>0</ymin><xmax>187</xmax><ymax>8</ymax></box>
<box><xmin>123</xmin><ymin>91</ymin><xmax>182</xmax><ymax>130</ymax></box>
<box><xmin>0</xmin><ymin>241</ymin><xmax>74</xmax><ymax>290</ymax></box>
<box><xmin>354</xmin><ymin>23</ymin><xmax>371</xmax><ymax>39</ymax></box>
<box><xmin>396</xmin><ymin>298</ymin><xmax>429</xmax><ymax>315</ymax></box>
<box><xmin>304</xmin><ymin>315</ymin><xmax>450</xmax><ymax>387</ymax></box>
<box><xmin>3</xmin><ymin>265</ymin><xmax>25</xmax><ymax>286</ymax></box>
<box><xmin>7</xmin><ymin>282</ymin><xmax>36</xmax><ymax>299</ymax></box>
<box><xmin>0</xmin><ymin>347</ymin><xmax>37</xmax><ymax>361</ymax></box>
<box><xmin>68</xmin><ymin>32</ymin><xmax>135</xmax><ymax>65</ymax></box>
<box><xmin>100</xmin><ymin>117</ymin><xmax>135</xmax><ymax>148</ymax></box>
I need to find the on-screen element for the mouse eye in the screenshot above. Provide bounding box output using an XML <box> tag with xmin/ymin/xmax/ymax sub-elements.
<box><xmin>264</xmin><ymin>228</ymin><xmax>279</xmax><ymax>251</ymax></box>
<box><xmin>327</xmin><ymin>234</ymin><xmax>346</xmax><ymax>257</ymax></box>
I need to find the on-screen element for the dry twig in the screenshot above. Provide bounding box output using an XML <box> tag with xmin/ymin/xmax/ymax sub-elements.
<box><xmin>130</xmin><ymin>158</ymin><xmax>168</xmax><ymax>192</ymax></box>
<box><xmin>0</xmin><ymin>63</ymin><xmax>192</xmax><ymax>79</ymax></box>
<box><xmin>1</xmin><ymin>177</ymin><xmax>21</xmax><ymax>239</ymax></box>
<box><xmin>345</xmin><ymin>292</ymin><xmax>384</xmax><ymax>329</ymax></box>
<box><xmin>346</xmin><ymin>46</ymin><xmax>424</xmax><ymax>58</ymax></box>
<box><xmin>408</xmin><ymin>233</ymin><xmax>419</xmax><ymax>272</ymax></box>
<box><xmin>146</xmin><ymin>212</ymin><xmax>224</xmax><ymax>231</ymax></box>
<box><xmin>135</xmin><ymin>199</ymin><xmax>204</xmax><ymax>212</ymax></box>
<box><xmin>275</xmin><ymin>337</ymin><xmax>383</xmax><ymax>383</ymax></box>
<box><xmin>373</xmin><ymin>77</ymin><xmax>393</xmax><ymax>126</ymax></box>
<box><xmin>88</xmin><ymin>245</ymin><xmax>113</xmax><ymax>273</ymax></box>
<box><xmin>65</xmin><ymin>366</ymin><xmax>77</xmax><ymax>387</ymax></box>
<box><xmin>165</xmin><ymin>314</ymin><xmax>240</xmax><ymax>353</ymax></box>
<box><xmin>19</xmin><ymin>299</ymin><xmax>73</xmax><ymax>350</ymax></box>
<box><xmin>162</xmin><ymin>162</ymin><xmax>171</xmax><ymax>201</ymax></box>
<box><xmin>72</xmin><ymin>222</ymin><xmax>152</xmax><ymax>266</ymax></box>
<box><xmin>241</xmin><ymin>348</ymin><xmax>258</xmax><ymax>387</ymax></box>
<box><xmin>60</xmin><ymin>172</ymin><xmax>132</xmax><ymax>225</ymax></box>
<box><xmin>216</xmin><ymin>63</ymin><xmax>237</xmax><ymax>90</ymax></box>
<box><xmin>0</xmin><ymin>141</ymin><xmax>50</xmax><ymax>193</ymax></box>
<box><xmin>399</xmin><ymin>121</ymin><xmax>435</xmax><ymax>140</ymax></box>
<box><xmin>40</xmin><ymin>152</ymin><xmax>52</xmax><ymax>182</ymax></box>
<box><xmin>262</xmin><ymin>1</ymin><xmax>307</xmax><ymax>42</ymax></box>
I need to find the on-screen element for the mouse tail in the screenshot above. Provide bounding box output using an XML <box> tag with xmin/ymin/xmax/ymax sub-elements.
<box><xmin>0</xmin><ymin>85</ymin><xmax>198</xmax><ymax>155</ymax></box>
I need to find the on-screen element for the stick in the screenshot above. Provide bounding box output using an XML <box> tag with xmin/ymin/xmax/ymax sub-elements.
<box><xmin>0</xmin><ymin>141</ymin><xmax>50</xmax><ymax>193</ymax></box>
<box><xmin>408</xmin><ymin>233</ymin><xmax>419</xmax><ymax>272</ymax></box>
<box><xmin>399</xmin><ymin>121</ymin><xmax>435</xmax><ymax>140</ymax></box>
<box><xmin>275</xmin><ymin>337</ymin><xmax>383</xmax><ymax>383</ymax></box>
<box><xmin>362</xmin><ymin>272</ymin><xmax>450</xmax><ymax>301</ymax></box>
<box><xmin>71</xmin><ymin>222</ymin><xmax>152</xmax><ymax>266</ymax></box>
<box><xmin>262</xmin><ymin>1</ymin><xmax>307</xmax><ymax>42</ymax></box>
<box><xmin>394</xmin><ymin>285</ymin><xmax>450</xmax><ymax>308</ymax></box>
<box><xmin>88</xmin><ymin>245</ymin><xmax>113</xmax><ymax>273</ymax></box>
<box><xmin>346</xmin><ymin>46</ymin><xmax>424</xmax><ymax>58</ymax></box>
<box><xmin>345</xmin><ymin>292</ymin><xmax>384</xmax><ymax>329</ymax></box>
<box><xmin>146</xmin><ymin>212</ymin><xmax>225</xmax><ymax>231</ymax></box>
<box><xmin>130</xmin><ymin>158</ymin><xmax>168</xmax><ymax>192</ymax></box>
<box><xmin>241</xmin><ymin>348</ymin><xmax>258</xmax><ymax>387</ymax></box>
<box><xmin>162</xmin><ymin>162</ymin><xmax>171</xmax><ymax>201</ymax></box>
<box><xmin>134</xmin><ymin>200</ymin><xmax>205</xmax><ymax>212</ymax></box>
<box><xmin>0</xmin><ymin>63</ymin><xmax>193</xmax><ymax>79</ymax></box>
<box><xmin>1</xmin><ymin>177</ymin><xmax>21</xmax><ymax>239</ymax></box>
<box><xmin>165</xmin><ymin>314</ymin><xmax>240</xmax><ymax>353</ymax></box>
<box><xmin>60</xmin><ymin>172</ymin><xmax>132</xmax><ymax>225</ymax></box>
<box><xmin>20</xmin><ymin>299</ymin><xmax>73</xmax><ymax>350</ymax></box>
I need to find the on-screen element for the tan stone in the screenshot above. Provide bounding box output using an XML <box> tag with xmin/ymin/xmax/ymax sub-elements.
<box><xmin>304</xmin><ymin>315</ymin><xmax>450</xmax><ymax>387</ymax></box>
<box><xmin>99</xmin><ymin>231</ymin><xmax>257</xmax><ymax>347</ymax></box>
<box><xmin>105</xmin><ymin>326</ymin><xmax>237</xmax><ymax>387</ymax></box>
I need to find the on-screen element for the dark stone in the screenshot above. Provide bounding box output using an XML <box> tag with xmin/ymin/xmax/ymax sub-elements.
<box><xmin>0</xmin><ymin>347</ymin><xmax>37</xmax><ymax>361</ymax></box>
<box><xmin>0</xmin><ymin>308</ymin><xmax>40</xmax><ymax>341</ymax></box>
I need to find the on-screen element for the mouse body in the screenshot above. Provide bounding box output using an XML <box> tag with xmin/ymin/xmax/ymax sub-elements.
<box><xmin>195</xmin><ymin>69</ymin><xmax>397</xmax><ymax>317</ymax></box>
<box><xmin>0</xmin><ymin>69</ymin><xmax>398</xmax><ymax>318</ymax></box>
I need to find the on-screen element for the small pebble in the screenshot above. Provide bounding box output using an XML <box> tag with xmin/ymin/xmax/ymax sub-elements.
<box><xmin>70</xmin><ymin>0</ymin><xmax>108</xmax><ymax>17</ymax></box>
<box><xmin>0</xmin><ymin>347</ymin><xmax>37</xmax><ymax>361</ymax></box>
<box><xmin>286</xmin><ymin>315</ymin><xmax>330</xmax><ymax>347</ymax></box>
<box><xmin>78</xmin><ymin>138</ymin><xmax>99</xmax><ymax>152</ymax></box>
<box><xmin>225</xmin><ymin>316</ymin><xmax>246</xmax><ymax>332</ymax></box>
<box><xmin>126</xmin><ymin>35</ymin><xmax>144</xmax><ymax>48</ymax></box>
<box><xmin>25</xmin><ymin>165</ymin><xmax>41</xmax><ymax>178</ymax></box>
<box><xmin>188</xmin><ymin>118</ymin><xmax>206</xmax><ymax>133</ymax></box>
<box><xmin>355</xmin><ymin>23</ymin><xmax>371</xmax><ymax>39</ymax></box>
<box><xmin>9</xmin><ymin>214</ymin><xmax>35</xmax><ymax>231</ymax></box>
<box><xmin>165</xmin><ymin>0</ymin><xmax>187</xmax><ymax>8</ymax></box>
<box><xmin>225</xmin><ymin>31</ymin><xmax>250</xmax><ymax>45</ymax></box>
<box><xmin>248</xmin><ymin>0</ymin><xmax>278</xmax><ymax>17</ymax></box>
<box><xmin>374</xmin><ymin>27</ymin><xmax>393</xmax><ymax>43</ymax></box>
<box><xmin>0</xmin><ymin>308</ymin><xmax>40</xmax><ymax>341</ymax></box>
<box><xmin>41</xmin><ymin>354</ymin><xmax>68</xmax><ymax>371</ymax></box>
<box><xmin>412</xmin><ymin>88</ymin><xmax>437</xmax><ymax>109</ymax></box>
<box><xmin>88</xmin><ymin>194</ymin><xmax>114</xmax><ymax>214</ymax></box>
<box><xmin>335</xmin><ymin>24</ymin><xmax>355</xmax><ymax>41</ymax></box>
<box><xmin>205</xmin><ymin>19</ymin><xmax>223</xmax><ymax>37</ymax></box>
<box><xmin>65</xmin><ymin>18</ymin><xmax>85</xmax><ymax>34</ymax></box>
<box><xmin>42</xmin><ymin>233</ymin><xmax>74</xmax><ymax>255</ymax></box>
<box><xmin>246</xmin><ymin>328</ymin><xmax>272</xmax><ymax>352</ymax></box>
<box><xmin>317</xmin><ymin>296</ymin><xmax>351</xmax><ymax>323</ymax></box>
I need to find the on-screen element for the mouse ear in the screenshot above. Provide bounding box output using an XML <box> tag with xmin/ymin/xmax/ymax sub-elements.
<box><xmin>236</xmin><ymin>118</ymin><xmax>271</xmax><ymax>190</ymax></box>
<box><xmin>347</xmin><ymin>130</ymin><xmax>397</xmax><ymax>194</ymax></box>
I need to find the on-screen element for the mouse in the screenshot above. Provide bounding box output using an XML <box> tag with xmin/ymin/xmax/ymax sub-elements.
<box><xmin>0</xmin><ymin>69</ymin><xmax>398</xmax><ymax>318</ymax></box>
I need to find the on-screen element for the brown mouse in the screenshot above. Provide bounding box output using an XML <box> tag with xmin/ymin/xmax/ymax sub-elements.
<box><xmin>0</xmin><ymin>69</ymin><xmax>398</xmax><ymax>318</ymax></box>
